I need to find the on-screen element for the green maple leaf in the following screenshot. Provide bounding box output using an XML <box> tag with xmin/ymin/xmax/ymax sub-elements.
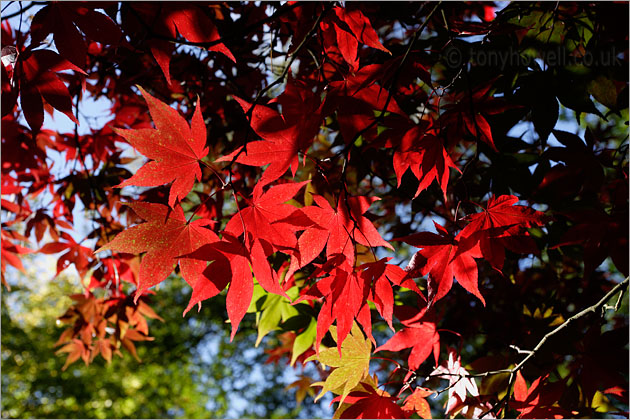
<box><xmin>306</xmin><ymin>322</ymin><xmax>371</xmax><ymax>404</ymax></box>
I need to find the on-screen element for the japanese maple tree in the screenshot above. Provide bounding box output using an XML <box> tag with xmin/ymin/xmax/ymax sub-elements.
<box><xmin>1</xmin><ymin>1</ymin><xmax>628</xmax><ymax>419</ymax></box>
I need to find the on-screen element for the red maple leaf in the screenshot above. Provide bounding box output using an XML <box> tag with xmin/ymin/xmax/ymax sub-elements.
<box><xmin>296</xmin><ymin>259</ymin><xmax>415</xmax><ymax>354</ymax></box>
<box><xmin>184</xmin><ymin>233</ymin><xmax>256</xmax><ymax>340</ymax></box>
<box><xmin>216</xmin><ymin>82</ymin><xmax>323</xmax><ymax>186</ymax></box>
<box><xmin>220</xmin><ymin>181</ymin><xmax>311</xmax><ymax>301</ymax></box>
<box><xmin>88</xmin><ymin>255</ymin><xmax>138</xmax><ymax>291</ymax></box>
<box><xmin>511</xmin><ymin>372</ymin><xmax>569</xmax><ymax>419</ymax></box>
<box><xmin>402</xmin><ymin>387</ymin><xmax>434</xmax><ymax>419</ymax></box>
<box><xmin>295</xmin><ymin>260</ymin><xmax>369</xmax><ymax>352</ymax></box>
<box><xmin>375</xmin><ymin>306</ymin><xmax>440</xmax><ymax>371</ymax></box>
<box><xmin>224</xmin><ymin>181</ymin><xmax>309</xmax><ymax>254</ymax></box>
<box><xmin>334</xmin><ymin>384</ymin><xmax>405</xmax><ymax>419</ymax></box>
<box><xmin>393</xmin><ymin>128</ymin><xmax>460</xmax><ymax>199</ymax></box>
<box><xmin>13</xmin><ymin>49</ymin><xmax>86</xmax><ymax>132</ymax></box>
<box><xmin>96</xmin><ymin>202</ymin><xmax>217</xmax><ymax>298</ymax></box>
<box><xmin>462</xmin><ymin>195</ymin><xmax>548</xmax><ymax>237</ymax></box>
<box><xmin>334</xmin><ymin>7</ymin><xmax>390</xmax><ymax>55</ymax></box>
<box><xmin>31</xmin><ymin>3</ymin><xmax>125</xmax><ymax>69</ymax></box>
<box><xmin>114</xmin><ymin>86</ymin><xmax>209</xmax><ymax>208</ymax></box>
<box><xmin>125</xmin><ymin>3</ymin><xmax>235</xmax><ymax>85</ymax></box>
<box><xmin>39</xmin><ymin>232</ymin><xmax>93</xmax><ymax>279</ymax></box>
<box><xmin>398</xmin><ymin>221</ymin><xmax>484</xmax><ymax>305</ymax></box>
<box><xmin>322</xmin><ymin>6</ymin><xmax>391</xmax><ymax>71</ymax></box>
<box><xmin>1</xmin><ymin>228</ymin><xmax>32</xmax><ymax>288</ymax></box>
<box><xmin>288</xmin><ymin>193</ymin><xmax>393</xmax><ymax>278</ymax></box>
<box><xmin>441</xmin><ymin>82</ymin><xmax>512</xmax><ymax>151</ymax></box>
<box><xmin>327</xmin><ymin>65</ymin><xmax>407</xmax><ymax>145</ymax></box>
<box><xmin>458</xmin><ymin>195</ymin><xmax>548</xmax><ymax>270</ymax></box>
<box><xmin>185</xmin><ymin>228</ymin><xmax>301</xmax><ymax>340</ymax></box>
<box><xmin>361</xmin><ymin>258</ymin><xmax>424</xmax><ymax>331</ymax></box>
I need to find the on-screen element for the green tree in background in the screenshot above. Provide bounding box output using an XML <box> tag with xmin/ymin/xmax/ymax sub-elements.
<box><xmin>1</xmin><ymin>257</ymin><xmax>328</xmax><ymax>418</ymax></box>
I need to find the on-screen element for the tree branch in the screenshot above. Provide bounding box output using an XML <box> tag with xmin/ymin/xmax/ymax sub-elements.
<box><xmin>340</xmin><ymin>0</ymin><xmax>443</xmax><ymax>159</ymax></box>
<box><xmin>221</xmin><ymin>3</ymin><xmax>331</xmax><ymax>175</ymax></box>
<box><xmin>1</xmin><ymin>1</ymin><xmax>47</xmax><ymax>21</ymax></box>
<box><xmin>510</xmin><ymin>276</ymin><xmax>629</xmax><ymax>374</ymax></box>
<box><xmin>424</xmin><ymin>276</ymin><xmax>629</xmax><ymax>417</ymax></box>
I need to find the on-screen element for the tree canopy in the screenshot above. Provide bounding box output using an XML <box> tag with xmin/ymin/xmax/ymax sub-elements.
<box><xmin>1</xmin><ymin>2</ymin><xmax>628</xmax><ymax>419</ymax></box>
<box><xmin>2</xmin><ymin>260</ymin><xmax>326</xmax><ymax>418</ymax></box>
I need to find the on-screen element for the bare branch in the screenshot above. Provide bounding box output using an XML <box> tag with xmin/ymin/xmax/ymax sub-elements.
<box><xmin>511</xmin><ymin>276</ymin><xmax>628</xmax><ymax>374</ymax></box>
<box><xmin>424</xmin><ymin>276</ymin><xmax>629</xmax><ymax>417</ymax></box>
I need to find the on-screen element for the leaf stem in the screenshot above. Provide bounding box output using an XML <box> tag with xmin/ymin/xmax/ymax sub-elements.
<box><xmin>199</xmin><ymin>159</ymin><xmax>227</xmax><ymax>188</ymax></box>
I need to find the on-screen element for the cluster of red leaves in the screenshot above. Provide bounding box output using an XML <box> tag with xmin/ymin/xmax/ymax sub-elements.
<box><xmin>398</xmin><ymin>195</ymin><xmax>548</xmax><ymax>306</ymax></box>
<box><xmin>55</xmin><ymin>293</ymin><xmax>162</xmax><ymax>370</ymax></box>
<box><xmin>1</xmin><ymin>2</ymin><xmax>628</xmax><ymax>419</ymax></box>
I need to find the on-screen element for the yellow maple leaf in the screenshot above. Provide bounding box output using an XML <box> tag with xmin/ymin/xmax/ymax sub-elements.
<box><xmin>306</xmin><ymin>322</ymin><xmax>371</xmax><ymax>404</ymax></box>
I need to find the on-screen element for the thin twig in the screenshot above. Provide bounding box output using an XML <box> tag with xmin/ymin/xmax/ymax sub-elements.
<box><xmin>423</xmin><ymin>276</ymin><xmax>629</xmax><ymax>416</ymax></box>
<box><xmin>221</xmin><ymin>3</ymin><xmax>331</xmax><ymax>177</ymax></box>
<box><xmin>339</xmin><ymin>0</ymin><xmax>443</xmax><ymax>166</ymax></box>
<box><xmin>435</xmin><ymin>376</ymin><xmax>463</xmax><ymax>396</ymax></box>
<box><xmin>1</xmin><ymin>1</ymin><xmax>46</xmax><ymax>21</ymax></box>
<box><xmin>250</xmin><ymin>3</ymin><xmax>330</xmax><ymax>108</ymax></box>
<box><xmin>511</xmin><ymin>276</ymin><xmax>629</xmax><ymax>374</ymax></box>
<box><xmin>1</xmin><ymin>1</ymin><xmax>15</xmax><ymax>14</ymax></box>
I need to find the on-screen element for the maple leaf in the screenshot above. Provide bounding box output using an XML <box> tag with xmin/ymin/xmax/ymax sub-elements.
<box><xmin>184</xmin><ymin>230</ymin><xmax>296</xmax><ymax>340</ymax></box>
<box><xmin>323</xmin><ymin>6</ymin><xmax>390</xmax><ymax>71</ymax></box>
<box><xmin>288</xmin><ymin>193</ymin><xmax>393</xmax><ymax>277</ymax></box>
<box><xmin>361</xmin><ymin>258</ymin><xmax>424</xmax><ymax>331</ymax></box>
<box><xmin>55</xmin><ymin>338</ymin><xmax>90</xmax><ymax>371</ymax></box>
<box><xmin>307</xmin><ymin>322</ymin><xmax>372</xmax><ymax>404</ymax></box>
<box><xmin>328</xmin><ymin>66</ymin><xmax>407</xmax><ymax>145</ymax></box>
<box><xmin>31</xmin><ymin>3</ymin><xmax>125</xmax><ymax>69</ymax></box>
<box><xmin>402</xmin><ymin>387</ymin><xmax>434</xmax><ymax>419</ymax></box>
<box><xmin>1</xmin><ymin>230</ymin><xmax>32</xmax><ymax>288</ymax></box>
<box><xmin>393</xmin><ymin>129</ymin><xmax>460</xmax><ymax>199</ymax></box>
<box><xmin>113</xmin><ymin>86</ymin><xmax>209</xmax><ymax>208</ymax></box>
<box><xmin>431</xmin><ymin>349</ymin><xmax>479</xmax><ymax>416</ymax></box>
<box><xmin>216</xmin><ymin>82</ymin><xmax>323</xmax><ymax>186</ymax></box>
<box><xmin>218</xmin><ymin>181</ymin><xmax>312</xmax><ymax>306</ymax></box>
<box><xmin>288</xmin><ymin>194</ymin><xmax>394</xmax><ymax>352</ymax></box>
<box><xmin>264</xmin><ymin>330</ymin><xmax>315</xmax><ymax>366</ymax></box>
<box><xmin>291</xmin><ymin>319</ymin><xmax>317</xmax><ymax>367</ymax></box>
<box><xmin>333</xmin><ymin>383</ymin><xmax>405</xmax><ymax>419</ymax></box>
<box><xmin>96</xmin><ymin>202</ymin><xmax>217</xmax><ymax>298</ymax></box>
<box><xmin>54</xmin><ymin>293</ymin><xmax>155</xmax><ymax>368</ymax></box>
<box><xmin>511</xmin><ymin>371</ymin><xmax>570</xmax><ymax>419</ymax></box>
<box><xmin>224</xmin><ymin>180</ymin><xmax>310</xmax><ymax>255</ymax></box>
<box><xmin>553</xmin><ymin>208</ymin><xmax>628</xmax><ymax>276</ymax></box>
<box><xmin>458</xmin><ymin>195</ymin><xmax>548</xmax><ymax>270</ymax></box>
<box><xmin>375</xmin><ymin>319</ymin><xmax>440</xmax><ymax>371</ymax></box>
<box><xmin>88</xmin><ymin>255</ymin><xmax>139</xmax><ymax>290</ymax></box>
<box><xmin>334</xmin><ymin>7</ymin><xmax>390</xmax><ymax>55</ymax></box>
<box><xmin>13</xmin><ymin>49</ymin><xmax>86</xmax><ymax>132</ymax></box>
<box><xmin>295</xmin><ymin>259</ymin><xmax>371</xmax><ymax>354</ymax></box>
<box><xmin>440</xmin><ymin>81</ymin><xmax>513</xmax><ymax>152</ymax></box>
<box><xmin>285</xmin><ymin>374</ymin><xmax>317</xmax><ymax>407</ymax></box>
<box><xmin>398</xmin><ymin>221</ymin><xmax>485</xmax><ymax>306</ymax></box>
<box><xmin>331</xmin><ymin>268</ymin><xmax>373</xmax><ymax>353</ymax></box>
<box><xmin>126</xmin><ymin>3</ymin><xmax>235</xmax><ymax>85</ymax></box>
<box><xmin>39</xmin><ymin>231</ymin><xmax>93</xmax><ymax>279</ymax></box>
<box><xmin>253</xmin><ymin>286</ymin><xmax>302</xmax><ymax>347</ymax></box>
<box><xmin>462</xmin><ymin>195</ymin><xmax>548</xmax><ymax>237</ymax></box>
